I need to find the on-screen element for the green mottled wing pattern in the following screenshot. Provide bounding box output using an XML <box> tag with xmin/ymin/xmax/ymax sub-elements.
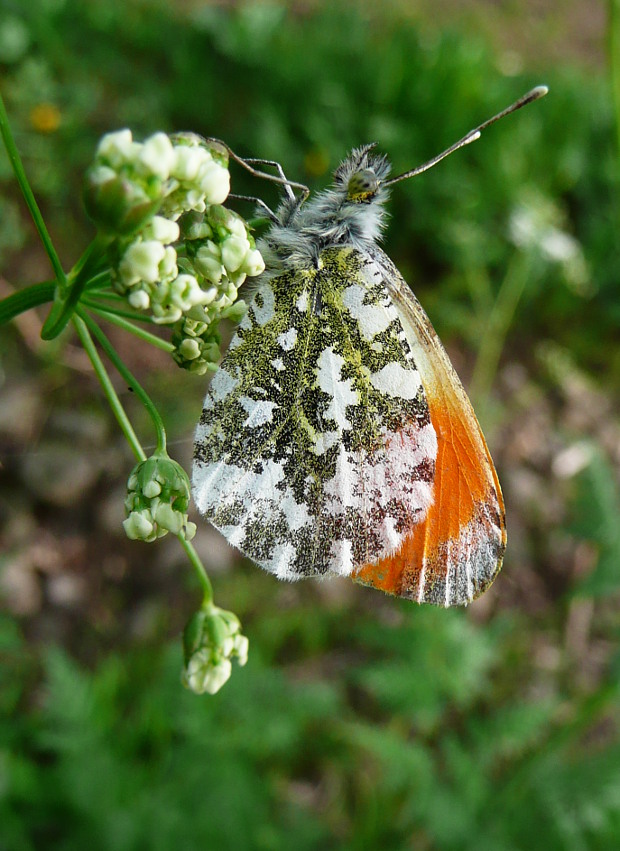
<box><xmin>193</xmin><ymin>246</ymin><xmax>438</xmax><ymax>580</ymax></box>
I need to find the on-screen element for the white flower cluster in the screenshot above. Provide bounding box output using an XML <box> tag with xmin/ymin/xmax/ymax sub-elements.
<box><xmin>170</xmin><ymin>302</ymin><xmax>245</xmax><ymax>375</ymax></box>
<box><xmin>186</xmin><ymin>204</ymin><xmax>264</xmax><ymax>293</ymax></box>
<box><xmin>160</xmin><ymin>133</ymin><xmax>230</xmax><ymax>219</ymax></box>
<box><xmin>90</xmin><ymin>129</ymin><xmax>230</xmax><ymax>219</ymax></box>
<box><xmin>85</xmin><ymin>129</ymin><xmax>265</xmax><ymax>329</ymax></box>
<box><xmin>123</xmin><ymin>455</ymin><xmax>196</xmax><ymax>543</ymax></box>
<box><xmin>179</xmin><ymin>206</ymin><xmax>264</xmax><ymax>324</ymax></box>
<box><xmin>113</xmin><ymin>213</ymin><xmax>218</xmax><ymax>324</ymax></box>
<box><xmin>182</xmin><ymin>606</ymin><xmax>249</xmax><ymax>695</ymax></box>
<box><xmin>171</xmin><ymin>315</ymin><xmax>223</xmax><ymax>375</ymax></box>
<box><xmin>169</xmin><ymin>205</ymin><xmax>265</xmax><ymax>372</ymax></box>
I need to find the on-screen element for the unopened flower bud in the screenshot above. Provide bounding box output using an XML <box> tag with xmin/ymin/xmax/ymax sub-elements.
<box><xmin>184</xmin><ymin>653</ymin><xmax>232</xmax><ymax>695</ymax></box>
<box><xmin>128</xmin><ymin>289</ymin><xmax>151</xmax><ymax>310</ymax></box>
<box><xmin>221</xmin><ymin>235</ymin><xmax>250</xmax><ymax>273</ymax></box>
<box><xmin>123</xmin><ymin>509</ymin><xmax>155</xmax><ymax>541</ymax></box>
<box><xmin>96</xmin><ymin>129</ymin><xmax>137</xmax><ymax>167</ymax></box>
<box><xmin>182</xmin><ymin>605</ymin><xmax>248</xmax><ymax>695</ymax></box>
<box><xmin>197</xmin><ymin>160</ymin><xmax>230</xmax><ymax>205</ymax></box>
<box><xmin>119</xmin><ymin>240</ymin><xmax>167</xmax><ymax>285</ymax></box>
<box><xmin>241</xmin><ymin>248</ymin><xmax>265</xmax><ymax>277</ymax></box>
<box><xmin>138</xmin><ymin>132</ymin><xmax>176</xmax><ymax>180</ymax></box>
<box><xmin>171</xmin><ymin>316</ymin><xmax>223</xmax><ymax>375</ymax></box>
<box><xmin>143</xmin><ymin>216</ymin><xmax>180</xmax><ymax>244</ymax></box>
<box><xmin>172</xmin><ymin>145</ymin><xmax>205</xmax><ymax>182</ymax></box>
<box><xmin>123</xmin><ymin>454</ymin><xmax>194</xmax><ymax>542</ymax></box>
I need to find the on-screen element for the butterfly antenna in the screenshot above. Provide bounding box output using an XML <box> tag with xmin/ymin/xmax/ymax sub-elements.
<box><xmin>205</xmin><ymin>138</ymin><xmax>310</xmax><ymax>203</ymax></box>
<box><xmin>383</xmin><ymin>85</ymin><xmax>548</xmax><ymax>187</ymax></box>
<box><xmin>228</xmin><ymin>193</ymin><xmax>280</xmax><ymax>224</ymax></box>
<box><xmin>244</xmin><ymin>157</ymin><xmax>297</xmax><ymax>202</ymax></box>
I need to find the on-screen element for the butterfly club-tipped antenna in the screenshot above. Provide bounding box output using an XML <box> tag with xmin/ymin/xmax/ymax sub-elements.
<box><xmin>383</xmin><ymin>85</ymin><xmax>549</xmax><ymax>187</ymax></box>
<box><xmin>205</xmin><ymin>137</ymin><xmax>310</xmax><ymax>223</ymax></box>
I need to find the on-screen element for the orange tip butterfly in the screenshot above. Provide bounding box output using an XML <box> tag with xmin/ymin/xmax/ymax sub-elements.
<box><xmin>193</xmin><ymin>86</ymin><xmax>548</xmax><ymax>606</ymax></box>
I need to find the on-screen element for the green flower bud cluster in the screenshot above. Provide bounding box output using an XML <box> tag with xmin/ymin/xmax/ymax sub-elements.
<box><xmin>171</xmin><ymin>299</ymin><xmax>247</xmax><ymax>375</ymax></box>
<box><xmin>168</xmin><ymin>204</ymin><xmax>265</xmax><ymax>373</ymax></box>
<box><xmin>182</xmin><ymin>606</ymin><xmax>249</xmax><ymax>695</ymax></box>
<box><xmin>84</xmin><ymin>130</ymin><xmax>265</xmax><ymax>332</ymax></box>
<box><xmin>183</xmin><ymin>204</ymin><xmax>265</xmax><ymax>293</ymax></box>
<box><xmin>123</xmin><ymin>455</ymin><xmax>197</xmax><ymax>543</ymax></box>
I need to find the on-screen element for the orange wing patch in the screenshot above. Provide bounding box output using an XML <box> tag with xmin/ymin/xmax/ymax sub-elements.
<box><xmin>353</xmin><ymin>259</ymin><xmax>506</xmax><ymax>606</ymax></box>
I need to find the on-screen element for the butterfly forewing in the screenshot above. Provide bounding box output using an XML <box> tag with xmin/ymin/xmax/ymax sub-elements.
<box><xmin>193</xmin><ymin>246</ymin><xmax>439</xmax><ymax>580</ymax></box>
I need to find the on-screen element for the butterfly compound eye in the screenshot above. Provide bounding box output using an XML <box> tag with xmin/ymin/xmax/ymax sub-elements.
<box><xmin>347</xmin><ymin>168</ymin><xmax>380</xmax><ymax>202</ymax></box>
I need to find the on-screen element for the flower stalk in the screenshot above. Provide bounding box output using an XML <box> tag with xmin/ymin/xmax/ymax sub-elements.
<box><xmin>72</xmin><ymin>314</ymin><xmax>146</xmax><ymax>463</ymax></box>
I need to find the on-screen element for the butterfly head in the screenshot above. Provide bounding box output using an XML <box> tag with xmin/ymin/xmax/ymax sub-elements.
<box><xmin>333</xmin><ymin>144</ymin><xmax>391</xmax><ymax>204</ymax></box>
<box><xmin>259</xmin><ymin>144</ymin><xmax>392</xmax><ymax>275</ymax></box>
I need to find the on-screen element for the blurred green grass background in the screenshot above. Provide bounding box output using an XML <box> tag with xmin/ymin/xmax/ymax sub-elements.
<box><xmin>1</xmin><ymin>1</ymin><xmax>620</xmax><ymax>849</ymax></box>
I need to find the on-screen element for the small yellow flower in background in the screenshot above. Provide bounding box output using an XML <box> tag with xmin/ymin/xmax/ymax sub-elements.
<box><xmin>30</xmin><ymin>103</ymin><xmax>61</xmax><ymax>134</ymax></box>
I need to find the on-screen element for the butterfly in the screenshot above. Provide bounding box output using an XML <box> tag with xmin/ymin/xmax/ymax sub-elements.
<box><xmin>193</xmin><ymin>86</ymin><xmax>547</xmax><ymax>606</ymax></box>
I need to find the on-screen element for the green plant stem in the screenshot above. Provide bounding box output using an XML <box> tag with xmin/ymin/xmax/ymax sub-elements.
<box><xmin>84</xmin><ymin>304</ymin><xmax>176</xmax><ymax>351</ymax></box>
<box><xmin>76</xmin><ymin>308</ymin><xmax>168</xmax><ymax>455</ymax></box>
<box><xmin>72</xmin><ymin>314</ymin><xmax>146</xmax><ymax>463</ymax></box>
<box><xmin>85</xmin><ymin>271</ymin><xmax>114</xmax><ymax>290</ymax></box>
<box><xmin>464</xmin><ymin>264</ymin><xmax>493</xmax><ymax>321</ymax></box>
<box><xmin>41</xmin><ymin>235</ymin><xmax>115</xmax><ymax>341</ymax></box>
<box><xmin>178</xmin><ymin>535</ymin><xmax>214</xmax><ymax>607</ymax></box>
<box><xmin>83</xmin><ymin>290</ymin><xmax>132</xmax><ymax>304</ymax></box>
<box><xmin>0</xmin><ymin>92</ymin><xmax>65</xmax><ymax>286</ymax></box>
<box><xmin>469</xmin><ymin>250</ymin><xmax>534</xmax><ymax>407</ymax></box>
<box><xmin>82</xmin><ymin>297</ymin><xmax>164</xmax><ymax>325</ymax></box>
<box><xmin>69</xmin><ymin>234</ymin><xmax>113</xmax><ymax>288</ymax></box>
<box><xmin>41</xmin><ymin>282</ymin><xmax>87</xmax><ymax>340</ymax></box>
<box><xmin>0</xmin><ymin>281</ymin><xmax>56</xmax><ymax>325</ymax></box>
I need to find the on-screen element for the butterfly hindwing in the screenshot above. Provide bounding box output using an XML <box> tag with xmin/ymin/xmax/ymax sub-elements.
<box><xmin>193</xmin><ymin>246</ymin><xmax>438</xmax><ymax>580</ymax></box>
